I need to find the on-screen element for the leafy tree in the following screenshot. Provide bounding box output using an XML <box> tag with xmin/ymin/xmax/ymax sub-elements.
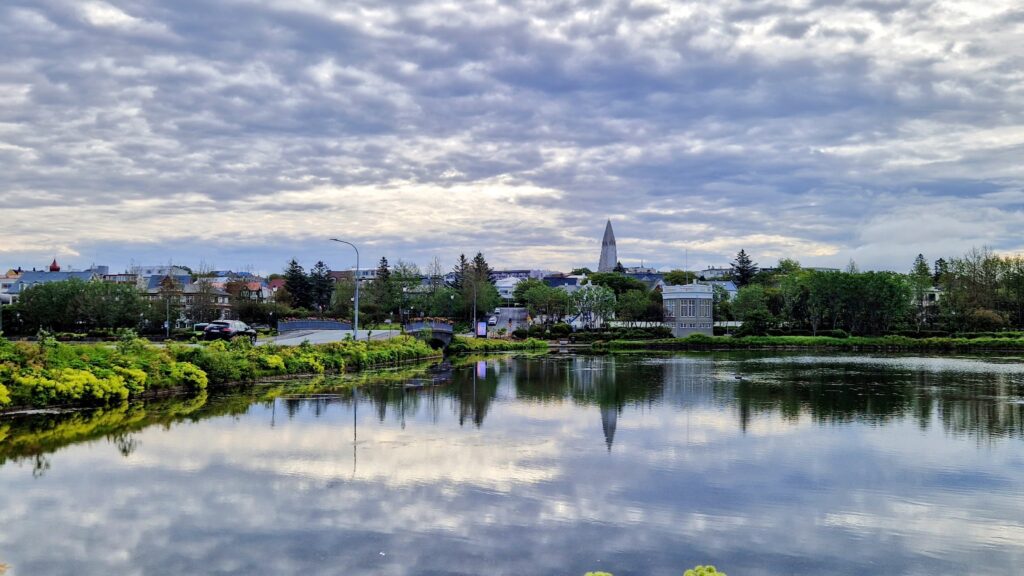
<box><xmin>283</xmin><ymin>259</ymin><xmax>312</xmax><ymax>310</ymax></box>
<box><xmin>711</xmin><ymin>284</ymin><xmax>734</xmax><ymax>321</ymax></box>
<box><xmin>663</xmin><ymin>270</ymin><xmax>696</xmax><ymax>285</ymax></box>
<box><xmin>731</xmin><ymin>250</ymin><xmax>758</xmax><ymax>288</ymax></box>
<box><xmin>570</xmin><ymin>285</ymin><xmax>616</xmax><ymax>329</ymax></box>
<box><xmin>733</xmin><ymin>284</ymin><xmax>772</xmax><ymax>322</ymax></box>
<box><xmin>776</xmin><ymin>258</ymin><xmax>801</xmax><ymax>276</ymax></box>
<box><xmin>571</xmin><ymin>267</ymin><xmax>593</xmax><ymax>275</ymax></box>
<box><xmin>616</xmin><ymin>289</ymin><xmax>650</xmax><ymax>325</ymax></box>
<box><xmin>933</xmin><ymin>257</ymin><xmax>949</xmax><ymax>284</ymax></box>
<box><xmin>513</xmin><ymin>278</ymin><xmax>546</xmax><ymax>304</ymax></box>
<box><xmin>523</xmin><ymin>284</ymin><xmax>569</xmax><ymax>322</ymax></box>
<box><xmin>587</xmin><ymin>272</ymin><xmax>647</xmax><ymax>296</ymax></box>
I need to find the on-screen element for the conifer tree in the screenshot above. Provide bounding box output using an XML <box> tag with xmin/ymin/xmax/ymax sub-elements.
<box><xmin>308</xmin><ymin>260</ymin><xmax>334</xmax><ymax>315</ymax></box>
<box><xmin>284</xmin><ymin>259</ymin><xmax>312</xmax><ymax>309</ymax></box>
<box><xmin>731</xmin><ymin>250</ymin><xmax>758</xmax><ymax>288</ymax></box>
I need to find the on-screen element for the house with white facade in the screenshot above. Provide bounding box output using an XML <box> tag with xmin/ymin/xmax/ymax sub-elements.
<box><xmin>662</xmin><ymin>283</ymin><xmax>714</xmax><ymax>337</ymax></box>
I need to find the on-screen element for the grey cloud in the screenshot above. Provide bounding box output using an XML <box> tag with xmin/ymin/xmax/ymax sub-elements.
<box><xmin>1</xmin><ymin>0</ymin><xmax>1023</xmax><ymax>272</ymax></box>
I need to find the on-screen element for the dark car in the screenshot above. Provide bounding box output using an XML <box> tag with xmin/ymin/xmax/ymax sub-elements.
<box><xmin>203</xmin><ymin>320</ymin><xmax>257</xmax><ymax>343</ymax></box>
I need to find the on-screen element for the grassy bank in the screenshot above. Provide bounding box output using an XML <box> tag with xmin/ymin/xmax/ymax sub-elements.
<box><xmin>0</xmin><ymin>334</ymin><xmax>437</xmax><ymax>411</ymax></box>
<box><xmin>602</xmin><ymin>334</ymin><xmax>1024</xmax><ymax>352</ymax></box>
<box><xmin>446</xmin><ymin>336</ymin><xmax>549</xmax><ymax>354</ymax></box>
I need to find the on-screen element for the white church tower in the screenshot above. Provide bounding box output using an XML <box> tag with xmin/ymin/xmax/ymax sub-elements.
<box><xmin>597</xmin><ymin>219</ymin><xmax>617</xmax><ymax>272</ymax></box>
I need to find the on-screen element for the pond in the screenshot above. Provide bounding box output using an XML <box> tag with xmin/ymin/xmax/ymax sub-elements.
<box><xmin>1</xmin><ymin>352</ymin><xmax>1024</xmax><ymax>575</ymax></box>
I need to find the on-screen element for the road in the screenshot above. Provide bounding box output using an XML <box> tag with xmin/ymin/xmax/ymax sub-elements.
<box><xmin>491</xmin><ymin>307</ymin><xmax>528</xmax><ymax>332</ymax></box>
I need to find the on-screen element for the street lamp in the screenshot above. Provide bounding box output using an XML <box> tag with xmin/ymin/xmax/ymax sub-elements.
<box><xmin>330</xmin><ymin>238</ymin><xmax>360</xmax><ymax>341</ymax></box>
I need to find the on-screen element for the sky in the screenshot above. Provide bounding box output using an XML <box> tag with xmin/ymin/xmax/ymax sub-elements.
<box><xmin>1</xmin><ymin>0</ymin><xmax>1023</xmax><ymax>276</ymax></box>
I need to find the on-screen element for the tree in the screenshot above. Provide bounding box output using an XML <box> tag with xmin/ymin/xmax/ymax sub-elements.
<box><xmin>731</xmin><ymin>250</ymin><xmax>758</xmax><ymax>288</ymax></box>
<box><xmin>933</xmin><ymin>258</ymin><xmax>949</xmax><ymax>285</ymax></box>
<box><xmin>909</xmin><ymin>254</ymin><xmax>934</xmax><ymax>330</ymax></box>
<box><xmin>523</xmin><ymin>284</ymin><xmax>569</xmax><ymax>323</ymax></box>
<box><xmin>368</xmin><ymin>257</ymin><xmax>398</xmax><ymax>322</ymax></box>
<box><xmin>513</xmin><ymin>278</ymin><xmax>546</xmax><ymax>304</ymax></box>
<box><xmin>663</xmin><ymin>270</ymin><xmax>696</xmax><ymax>286</ymax></box>
<box><xmin>616</xmin><ymin>289</ymin><xmax>650</xmax><ymax>325</ymax></box>
<box><xmin>470</xmin><ymin>252</ymin><xmax>494</xmax><ymax>284</ymax></box>
<box><xmin>284</xmin><ymin>259</ymin><xmax>312</xmax><ymax>310</ymax></box>
<box><xmin>571</xmin><ymin>267</ymin><xmax>593</xmax><ymax>275</ymax></box>
<box><xmin>711</xmin><ymin>284</ymin><xmax>733</xmax><ymax>322</ymax></box>
<box><xmin>587</xmin><ymin>272</ymin><xmax>647</xmax><ymax>296</ymax></box>
<box><xmin>309</xmin><ymin>260</ymin><xmax>334</xmax><ymax>315</ymax></box>
<box><xmin>448</xmin><ymin>254</ymin><xmax>470</xmax><ymax>291</ymax></box>
<box><xmin>776</xmin><ymin>258</ymin><xmax>801</xmax><ymax>276</ymax></box>
<box><xmin>733</xmin><ymin>285</ymin><xmax>772</xmax><ymax>322</ymax></box>
<box><xmin>613</xmin><ymin>261</ymin><xmax>626</xmax><ymax>273</ymax></box>
<box><xmin>570</xmin><ymin>285</ymin><xmax>616</xmax><ymax>329</ymax></box>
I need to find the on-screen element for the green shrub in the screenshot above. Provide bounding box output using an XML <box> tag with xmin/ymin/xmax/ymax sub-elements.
<box><xmin>167</xmin><ymin>362</ymin><xmax>208</xmax><ymax>391</ymax></box>
<box><xmin>0</xmin><ymin>382</ymin><xmax>9</xmax><ymax>406</ymax></box>
<box><xmin>550</xmin><ymin>323</ymin><xmax>572</xmax><ymax>337</ymax></box>
<box><xmin>684</xmin><ymin>566</ymin><xmax>726</xmax><ymax>576</ymax></box>
<box><xmin>259</xmin><ymin>354</ymin><xmax>286</xmax><ymax>373</ymax></box>
<box><xmin>15</xmin><ymin>368</ymin><xmax>129</xmax><ymax>407</ymax></box>
<box><xmin>511</xmin><ymin>328</ymin><xmax>528</xmax><ymax>339</ymax></box>
<box><xmin>113</xmin><ymin>366</ymin><xmax>148</xmax><ymax>395</ymax></box>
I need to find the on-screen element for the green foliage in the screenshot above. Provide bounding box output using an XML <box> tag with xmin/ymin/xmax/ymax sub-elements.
<box><xmin>605</xmin><ymin>334</ymin><xmax>1024</xmax><ymax>352</ymax></box>
<box><xmin>663</xmin><ymin>270</ymin><xmax>697</xmax><ymax>285</ymax></box>
<box><xmin>731</xmin><ymin>249</ymin><xmax>758</xmax><ymax>287</ymax></box>
<box><xmin>446</xmin><ymin>337</ymin><xmax>548</xmax><ymax>354</ymax></box>
<box><xmin>6</xmin><ymin>278</ymin><xmax>148</xmax><ymax>335</ymax></box>
<box><xmin>0</xmin><ymin>334</ymin><xmax>438</xmax><ymax>410</ymax></box>
<box><xmin>167</xmin><ymin>362</ymin><xmax>208</xmax><ymax>391</ymax></box>
<box><xmin>570</xmin><ymin>285</ymin><xmax>617</xmax><ymax>329</ymax></box>
<box><xmin>15</xmin><ymin>368</ymin><xmax>129</xmax><ymax>407</ymax></box>
<box><xmin>113</xmin><ymin>366</ymin><xmax>148</xmax><ymax>394</ymax></box>
<box><xmin>684</xmin><ymin>566</ymin><xmax>726</xmax><ymax>576</ymax></box>
<box><xmin>259</xmin><ymin>354</ymin><xmax>286</xmax><ymax>372</ymax></box>
<box><xmin>0</xmin><ymin>383</ymin><xmax>9</xmax><ymax>406</ymax></box>
<box><xmin>587</xmin><ymin>272</ymin><xmax>647</xmax><ymax>296</ymax></box>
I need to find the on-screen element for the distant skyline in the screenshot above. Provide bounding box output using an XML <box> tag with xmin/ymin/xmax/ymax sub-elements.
<box><xmin>2</xmin><ymin>1</ymin><xmax>1023</xmax><ymax>274</ymax></box>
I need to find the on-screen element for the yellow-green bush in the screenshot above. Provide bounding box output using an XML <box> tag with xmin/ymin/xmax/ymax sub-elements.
<box><xmin>113</xmin><ymin>366</ymin><xmax>148</xmax><ymax>394</ymax></box>
<box><xmin>15</xmin><ymin>368</ymin><xmax>129</xmax><ymax>406</ymax></box>
<box><xmin>0</xmin><ymin>383</ymin><xmax>9</xmax><ymax>406</ymax></box>
<box><xmin>167</xmin><ymin>362</ymin><xmax>208</xmax><ymax>391</ymax></box>
<box><xmin>259</xmin><ymin>354</ymin><xmax>286</xmax><ymax>373</ymax></box>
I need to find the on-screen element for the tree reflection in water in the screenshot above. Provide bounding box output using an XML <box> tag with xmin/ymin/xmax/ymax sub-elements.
<box><xmin>2</xmin><ymin>353</ymin><xmax>1024</xmax><ymax>476</ymax></box>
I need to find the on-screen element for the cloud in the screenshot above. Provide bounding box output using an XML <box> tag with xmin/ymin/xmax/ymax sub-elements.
<box><xmin>0</xmin><ymin>0</ymin><xmax>1023</xmax><ymax>273</ymax></box>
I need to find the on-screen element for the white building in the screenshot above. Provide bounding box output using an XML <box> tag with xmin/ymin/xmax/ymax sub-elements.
<box><xmin>662</xmin><ymin>283</ymin><xmax>714</xmax><ymax>337</ymax></box>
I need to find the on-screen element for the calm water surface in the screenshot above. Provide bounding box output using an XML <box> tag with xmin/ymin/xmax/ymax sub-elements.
<box><xmin>2</xmin><ymin>352</ymin><xmax>1024</xmax><ymax>575</ymax></box>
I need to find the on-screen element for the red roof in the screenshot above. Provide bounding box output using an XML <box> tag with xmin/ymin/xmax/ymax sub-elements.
<box><xmin>268</xmin><ymin>279</ymin><xmax>286</xmax><ymax>290</ymax></box>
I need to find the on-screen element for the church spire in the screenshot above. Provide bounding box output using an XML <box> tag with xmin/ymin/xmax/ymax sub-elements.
<box><xmin>597</xmin><ymin>220</ymin><xmax>617</xmax><ymax>272</ymax></box>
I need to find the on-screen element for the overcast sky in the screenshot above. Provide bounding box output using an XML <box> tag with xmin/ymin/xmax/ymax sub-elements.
<box><xmin>1</xmin><ymin>0</ymin><xmax>1022</xmax><ymax>275</ymax></box>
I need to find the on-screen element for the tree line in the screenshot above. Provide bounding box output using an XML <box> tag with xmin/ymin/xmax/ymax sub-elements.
<box><xmin>723</xmin><ymin>247</ymin><xmax>1024</xmax><ymax>336</ymax></box>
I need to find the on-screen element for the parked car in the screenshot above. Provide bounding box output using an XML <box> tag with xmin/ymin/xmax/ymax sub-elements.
<box><xmin>203</xmin><ymin>320</ymin><xmax>257</xmax><ymax>343</ymax></box>
<box><xmin>488</xmin><ymin>316</ymin><xmax>498</xmax><ymax>326</ymax></box>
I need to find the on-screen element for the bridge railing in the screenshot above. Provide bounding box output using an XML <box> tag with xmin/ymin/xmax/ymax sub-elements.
<box><xmin>278</xmin><ymin>319</ymin><xmax>353</xmax><ymax>333</ymax></box>
<box><xmin>404</xmin><ymin>321</ymin><xmax>454</xmax><ymax>333</ymax></box>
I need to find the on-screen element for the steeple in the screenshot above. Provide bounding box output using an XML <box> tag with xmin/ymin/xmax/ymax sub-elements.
<box><xmin>597</xmin><ymin>219</ymin><xmax>618</xmax><ymax>272</ymax></box>
<box><xmin>49</xmin><ymin>258</ymin><xmax>61</xmax><ymax>272</ymax></box>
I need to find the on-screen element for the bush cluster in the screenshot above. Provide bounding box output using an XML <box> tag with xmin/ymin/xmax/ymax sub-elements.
<box><xmin>0</xmin><ymin>334</ymin><xmax>437</xmax><ymax>409</ymax></box>
<box><xmin>446</xmin><ymin>337</ymin><xmax>548</xmax><ymax>354</ymax></box>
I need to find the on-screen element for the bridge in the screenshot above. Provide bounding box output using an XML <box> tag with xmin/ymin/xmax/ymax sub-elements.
<box><xmin>278</xmin><ymin>319</ymin><xmax>352</xmax><ymax>333</ymax></box>
<box><xmin>404</xmin><ymin>320</ymin><xmax>455</xmax><ymax>349</ymax></box>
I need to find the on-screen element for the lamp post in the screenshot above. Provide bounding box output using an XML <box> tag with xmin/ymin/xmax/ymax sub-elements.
<box><xmin>330</xmin><ymin>238</ymin><xmax>360</xmax><ymax>341</ymax></box>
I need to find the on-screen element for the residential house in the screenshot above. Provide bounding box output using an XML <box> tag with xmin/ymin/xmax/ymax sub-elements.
<box><xmin>5</xmin><ymin>263</ymin><xmax>102</xmax><ymax>303</ymax></box>
<box><xmin>662</xmin><ymin>283</ymin><xmax>714</xmax><ymax>337</ymax></box>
